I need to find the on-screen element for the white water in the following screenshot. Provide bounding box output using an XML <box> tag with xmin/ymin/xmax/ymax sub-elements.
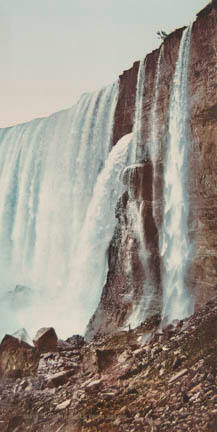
<box><xmin>148</xmin><ymin>45</ymin><xmax>164</xmax><ymax>163</ymax></box>
<box><xmin>0</xmin><ymin>82</ymin><xmax>124</xmax><ymax>339</ymax></box>
<box><xmin>161</xmin><ymin>26</ymin><xmax>193</xmax><ymax>322</ymax></box>
<box><xmin>125</xmin><ymin>200</ymin><xmax>155</xmax><ymax>329</ymax></box>
<box><xmin>147</xmin><ymin>45</ymin><xmax>164</xmax><ymax>225</ymax></box>
<box><xmin>124</xmin><ymin>57</ymin><xmax>155</xmax><ymax>328</ymax></box>
<box><xmin>129</xmin><ymin>58</ymin><xmax>146</xmax><ymax>164</ymax></box>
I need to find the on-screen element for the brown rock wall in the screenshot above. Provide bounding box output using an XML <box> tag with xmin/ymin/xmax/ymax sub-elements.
<box><xmin>188</xmin><ymin>5</ymin><xmax>217</xmax><ymax>307</ymax></box>
<box><xmin>87</xmin><ymin>4</ymin><xmax>217</xmax><ymax>338</ymax></box>
<box><xmin>112</xmin><ymin>61</ymin><xmax>139</xmax><ymax>146</ymax></box>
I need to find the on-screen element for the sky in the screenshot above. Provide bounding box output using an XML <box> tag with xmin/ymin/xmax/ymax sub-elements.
<box><xmin>0</xmin><ymin>0</ymin><xmax>208</xmax><ymax>128</ymax></box>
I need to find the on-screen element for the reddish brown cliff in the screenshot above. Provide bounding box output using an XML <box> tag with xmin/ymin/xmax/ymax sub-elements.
<box><xmin>86</xmin><ymin>2</ymin><xmax>217</xmax><ymax>339</ymax></box>
<box><xmin>188</xmin><ymin>4</ymin><xmax>217</xmax><ymax>308</ymax></box>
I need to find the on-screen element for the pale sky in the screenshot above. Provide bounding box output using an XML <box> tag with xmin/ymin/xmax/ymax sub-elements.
<box><xmin>0</xmin><ymin>0</ymin><xmax>207</xmax><ymax>127</ymax></box>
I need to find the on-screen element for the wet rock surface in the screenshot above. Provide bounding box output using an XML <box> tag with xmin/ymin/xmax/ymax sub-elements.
<box><xmin>88</xmin><ymin>2</ymin><xmax>217</xmax><ymax>338</ymax></box>
<box><xmin>0</xmin><ymin>296</ymin><xmax>216</xmax><ymax>431</ymax></box>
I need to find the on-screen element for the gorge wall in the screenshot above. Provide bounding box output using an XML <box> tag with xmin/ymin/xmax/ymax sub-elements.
<box><xmin>86</xmin><ymin>2</ymin><xmax>217</xmax><ymax>339</ymax></box>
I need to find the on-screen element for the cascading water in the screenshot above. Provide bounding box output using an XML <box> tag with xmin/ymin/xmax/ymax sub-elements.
<box><xmin>161</xmin><ymin>26</ymin><xmax>193</xmax><ymax>322</ymax></box>
<box><xmin>147</xmin><ymin>45</ymin><xmax>164</xmax><ymax>224</ymax></box>
<box><xmin>125</xmin><ymin>199</ymin><xmax>156</xmax><ymax>328</ymax></box>
<box><xmin>123</xmin><ymin>58</ymin><xmax>156</xmax><ymax>328</ymax></box>
<box><xmin>0</xmin><ymin>82</ymin><xmax>125</xmax><ymax>339</ymax></box>
<box><xmin>148</xmin><ymin>45</ymin><xmax>164</xmax><ymax>163</ymax></box>
<box><xmin>65</xmin><ymin>133</ymin><xmax>132</xmax><ymax>329</ymax></box>
<box><xmin>129</xmin><ymin>58</ymin><xmax>146</xmax><ymax>165</ymax></box>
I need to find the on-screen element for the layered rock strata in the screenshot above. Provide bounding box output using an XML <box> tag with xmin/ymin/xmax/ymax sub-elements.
<box><xmin>87</xmin><ymin>2</ymin><xmax>217</xmax><ymax>338</ymax></box>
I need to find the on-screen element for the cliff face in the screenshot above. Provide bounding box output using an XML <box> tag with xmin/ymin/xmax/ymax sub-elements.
<box><xmin>188</xmin><ymin>4</ymin><xmax>217</xmax><ymax>307</ymax></box>
<box><xmin>86</xmin><ymin>3</ymin><xmax>217</xmax><ymax>339</ymax></box>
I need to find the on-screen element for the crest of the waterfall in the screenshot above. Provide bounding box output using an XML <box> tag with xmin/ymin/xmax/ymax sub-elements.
<box><xmin>129</xmin><ymin>58</ymin><xmax>146</xmax><ymax>164</ymax></box>
<box><xmin>0</xmin><ymin>81</ymin><xmax>119</xmax><ymax>339</ymax></box>
<box><xmin>161</xmin><ymin>25</ymin><xmax>193</xmax><ymax>323</ymax></box>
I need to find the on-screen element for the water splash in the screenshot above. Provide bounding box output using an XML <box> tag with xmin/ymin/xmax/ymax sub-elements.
<box><xmin>17</xmin><ymin>133</ymin><xmax>132</xmax><ymax>337</ymax></box>
<box><xmin>161</xmin><ymin>26</ymin><xmax>193</xmax><ymax>322</ymax></box>
<box><xmin>126</xmin><ymin>200</ymin><xmax>155</xmax><ymax>328</ymax></box>
<box><xmin>0</xmin><ymin>82</ymin><xmax>120</xmax><ymax>339</ymax></box>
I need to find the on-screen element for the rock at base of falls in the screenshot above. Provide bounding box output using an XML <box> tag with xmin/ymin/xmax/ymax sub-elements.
<box><xmin>33</xmin><ymin>327</ymin><xmax>58</xmax><ymax>353</ymax></box>
<box><xmin>0</xmin><ymin>296</ymin><xmax>217</xmax><ymax>431</ymax></box>
<box><xmin>0</xmin><ymin>334</ymin><xmax>40</xmax><ymax>378</ymax></box>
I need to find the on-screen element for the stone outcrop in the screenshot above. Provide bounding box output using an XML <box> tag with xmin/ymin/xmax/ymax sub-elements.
<box><xmin>87</xmin><ymin>2</ymin><xmax>217</xmax><ymax>338</ymax></box>
<box><xmin>0</xmin><ymin>335</ymin><xmax>39</xmax><ymax>378</ymax></box>
<box><xmin>33</xmin><ymin>327</ymin><xmax>58</xmax><ymax>353</ymax></box>
<box><xmin>66</xmin><ymin>335</ymin><xmax>85</xmax><ymax>349</ymax></box>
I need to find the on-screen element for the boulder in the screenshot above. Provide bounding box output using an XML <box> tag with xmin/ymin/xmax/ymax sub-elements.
<box><xmin>47</xmin><ymin>370</ymin><xmax>73</xmax><ymax>388</ymax></box>
<box><xmin>0</xmin><ymin>334</ymin><xmax>40</xmax><ymax>378</ymax></box>
<box><xmin>33</xmin><ymin>327</ymin><xmax>58</xmax><ymax>352</ymax></box>
<box><xmin>56</xmin><ymin>399</ymin><xmax>71</xmax><ymax>411</ymax></box>
<box><xmin>66</xmin><ymin>334</ymin><xmax>85</xmax><ymax>349</ymax></box>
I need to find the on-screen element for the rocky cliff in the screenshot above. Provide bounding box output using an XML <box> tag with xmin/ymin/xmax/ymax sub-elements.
<box><xmin>86</xmin><ymin>2</ymin><xmax>217</xmax><ymax>339</ymax></box>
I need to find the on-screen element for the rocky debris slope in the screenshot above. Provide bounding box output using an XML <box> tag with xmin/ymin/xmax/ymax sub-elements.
<box><xmin>0</xmin><ymin>297</ymin><xmax>216</xmax><ymax>431</ymax></box>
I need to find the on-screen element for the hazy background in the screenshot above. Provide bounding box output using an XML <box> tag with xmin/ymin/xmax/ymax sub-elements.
<box><xmin>1</xmin><ymin>0</ymin><xmax>207</xmax><ymax>127</ymax></box>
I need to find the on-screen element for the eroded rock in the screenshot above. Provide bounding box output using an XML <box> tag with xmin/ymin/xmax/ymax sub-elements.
<box><xmin>0</xmin><ymin>335</ymin><xmax>39</xmax><ymax>378</ymax></box>
<box><xmin>33</xmin><ymin>327</ymin><xmax>58</xmax><ymax>353</ymax></box>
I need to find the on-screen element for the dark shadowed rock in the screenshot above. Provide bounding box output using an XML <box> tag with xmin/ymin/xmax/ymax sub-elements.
<box><xmin>66</xmin><ymin>335</ymin><xmax>85</xmax><ymax>349</ymax></box>
<box><xmin>0</xmin><ymin>335</ymin><xmax>39</xmax><ymax>378</ymax></box>
<box><xmin>47</xmin><ymin>370</ymin><xmax>74</xmax><ymax>388</ymax></box>
<box><xmin>33</xmin><ymin>327</ymin><xmax>58</xmax><ymax>353</ymax></box>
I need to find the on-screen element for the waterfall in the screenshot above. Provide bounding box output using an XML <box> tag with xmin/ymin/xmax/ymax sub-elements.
<box><xmin>65</xmin><ymin>133</ymin><xmax>132</xmax><ymax>331</ymax></box>
<box><xmin>148</xmin><ymin>45</ymin><xmax>164</xmax><ymax>163</ymax></box>
<box><xmin>125</xmin><ymin>200</ymin><xmax>156</xmax><ymax>328</ymax></box>
<box><xmin>0</xmin><ymin>82</ymin><xmax>121</xmax><ymax>339</ymax></box>
<box><xmin>161</xmin><ymin>26</ymin><xmax>193</xmax><ymax>322</ymax></box>
<box><xmin>124</xmin><ymin>57</ymin><xmax>155</xmax><ymax>328</ymax></box>
<box><xmin>129</xmin><ymin>58</ymin><xmax>146</xmax><ymax>164</ymax></box>
<box><xmin>147</xmin><ymin>45</ymin><xmax>164</xmax><ymax>225</ymax></box>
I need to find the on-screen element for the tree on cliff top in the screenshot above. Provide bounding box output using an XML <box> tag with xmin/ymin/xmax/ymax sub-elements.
<box><xmin>156</xmin><ymin>30</ymin><xmax>168</xmax><ymax>40</ymax></box>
